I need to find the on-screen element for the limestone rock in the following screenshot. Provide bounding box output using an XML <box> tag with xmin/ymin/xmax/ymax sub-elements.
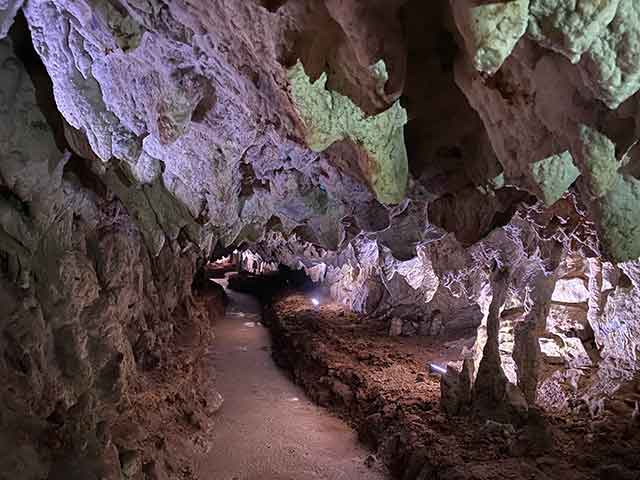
<box><xmin>389</xmin><ymin>317</ymin><xmax>403</xmax><ymax>336</ymax></box>
<box><xmin>528</xmin><ymin>0</ymin><xmax>621</xmax><ymax>62</ymax></box>
<box><xmin>573</xmin><ymin>126</ymin><xmax>640</xmax><ymax>261</ymax></box>
<box><xmin>578</xmin><ymin>0</ymin><xmax>640</xmax><ymax>108</ymax></box>
<box><xmin>529</xmin><ymin>152</ymin><xmax>580</xmax><ymax>206</ymax></box>
<box><xmin>551</xmin><ymin>278</ymin><xmax>590</xmax><ymax>304</ymax></box>
<box><xmin>0</xmin><ymin>0</ymin><xmax>22</xmax><ymax>38</ymax></box>
<box><xmin>3</xmin><ymin>0</ymin><xmax>640</xmax><ymax>463</ymax></box>
<box><xmin>0</xmin><ymin>35</ymin><xmax>222</xmax><ymax>479</ymax></box>
<box><xmin>287</xmin><ymin>60</ymin><xmax>408</xmax><ymax>204</ymax></box>
<box><xmin>451</xmin><ymin>0</ymin><xmax>529</xmax><ymax>74</ymax></box>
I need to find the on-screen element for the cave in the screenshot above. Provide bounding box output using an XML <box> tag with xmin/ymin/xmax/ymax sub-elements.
<box><xmin>1</xmin><ymin>0</ymin><xmax>640</xmax><ymax>479</ymax></box>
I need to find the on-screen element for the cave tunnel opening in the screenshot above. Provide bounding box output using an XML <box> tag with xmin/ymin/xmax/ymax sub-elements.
<box><xmin>1</xmin><ymin>1</ymin><xmax>640</xmax><ymax>479</ymax></box>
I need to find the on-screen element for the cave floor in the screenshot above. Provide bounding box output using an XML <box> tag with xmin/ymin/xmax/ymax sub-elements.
<box><xmin>264</xmin><ymin>290</ymin><xmax>640</xmax><ymax>480</ymax></box>
<box><xmin>196</xmin><ymin>276</ymin><xmax>388</xmax><ymax>480</ymax></box>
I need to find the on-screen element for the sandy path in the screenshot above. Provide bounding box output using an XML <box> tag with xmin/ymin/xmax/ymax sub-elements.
<box><xmin>196</xmin><ymin>277</ymin><xmax>388</xmax><ymax>480</ymax></box>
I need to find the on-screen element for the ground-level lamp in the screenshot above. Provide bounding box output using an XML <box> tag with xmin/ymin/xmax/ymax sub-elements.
<box><xmin>429</xmin><ymin>363</ymin><xmax>447</xmax><ymax>375</ymax></box>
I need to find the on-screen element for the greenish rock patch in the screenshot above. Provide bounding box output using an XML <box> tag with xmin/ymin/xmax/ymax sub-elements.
<box><xmin>599</xmin><ymin>176</ymin><xmax>640</xmax><ymax>262</ymax></box>
<box><xmin>529</xmin><ymin>151</ymin><xmax>580</xmax><ymax>205</ymax></box>
<box><xmin>287</xmin><ymin>60</ymin><xmax>408</xmax><ymax>204</ymax></box>
<box><xmin>577</xmin><ymin>125</ymin><xmax>619</xmax><ymax>198</ymax></box>
<box><xmin>575</xmin><ymin>125</ymin><xmax>640</xmax><ymax>262</ymax></box>
<box><xmin>450</xmin><ymin>0</ymin><xmax>529</xmax><ymax>74</ymax></box>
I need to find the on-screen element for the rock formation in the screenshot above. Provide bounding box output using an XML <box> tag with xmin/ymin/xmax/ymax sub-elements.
<box><xmin>1</xmin><ymin>0</ymin><xmax>639</xmax><ymax>477</ymax></box>
<box><xmin>0</xmin><ymin>25</ymin><xmax>222</xmax><ymax>480</ymax></box>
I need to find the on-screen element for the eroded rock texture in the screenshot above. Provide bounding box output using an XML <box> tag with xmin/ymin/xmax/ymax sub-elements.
<box><xmin>1</xmin><ymin>0</ymin><xmax>640</xmax><ymax>476</ymax></box>
<box><xmin>0</xmin><ymin>34</ymin><xmax>223</xmax><ymax>479</ymax></box>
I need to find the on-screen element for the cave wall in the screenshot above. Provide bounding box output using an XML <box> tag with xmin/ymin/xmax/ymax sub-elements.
<box><xmin>0</xmin><ymin>35</ymin><xmax>222</xmax><ymax>479</ymax></box>
<box><xmin>0</xmin><ymin>0</ymin><xmax>639</xmax><ymax>457</ymax></box>
<box><xmin>248</xmin><ymin>194</ymin><xmax>640</xmax><ymax>419</ymax></box>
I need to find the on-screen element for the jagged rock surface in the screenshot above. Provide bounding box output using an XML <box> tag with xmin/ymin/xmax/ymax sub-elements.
<box><xmin>0</xmin><ymin>36</ymin><xmax>223</xmax><ymax>479</ymax></box>
<box><xmin>1</xmin><ymin>0</ymin><xmax>640</xmax><ymax>477</ymax></box>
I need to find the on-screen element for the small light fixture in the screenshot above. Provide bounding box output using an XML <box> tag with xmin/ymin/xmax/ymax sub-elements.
<box><xmin>429</xmin><ymin>363</ymin><xmax>447</xmax><ymax>375</ymax></box>
<box><xmin>311</xmin><ymin>298</ymin><xmax>320</xmax><ymax>307</ymax></box>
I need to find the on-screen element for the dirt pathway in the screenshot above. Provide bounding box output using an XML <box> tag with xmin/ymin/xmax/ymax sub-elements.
<box><xmin>196</xmin><ymin>277</ymin><xmax>388</xmax><ymax>480</ymax></box>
